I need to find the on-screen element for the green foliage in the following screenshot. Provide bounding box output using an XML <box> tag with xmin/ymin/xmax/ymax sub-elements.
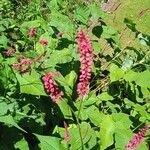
<box><xmin>0</xmin><ymin>0</ymin><xmax>149</xmax><ymax>150</ymax></box>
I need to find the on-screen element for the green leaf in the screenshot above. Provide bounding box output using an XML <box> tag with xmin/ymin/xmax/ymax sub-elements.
<box><xmin>0</xmin><ymin>115</ymin><xmax>26</xmax><ymax>132</ymax></box>
<box><xmin>112</xmin><ymin>113</ymin><xmax>132</xmax><ymax>129</ymax></box>
<box><xmin>65</xmin><ymin>70</ymin><xmax>77</xmax><ymax>89</ymax></box>
<box><xmin>54</xmin><ymin>75</ymin><xmax>72</xmax><ymax>97</ymax></box>
<box><xmin>0</xmin><ymin>100</ymin><xmax>8</xmax><ymax>116</ymax></box>
<box><xmin>50</xmin><ymin>10</ymin><xmax>74</xmax><ymax>36</ymax></box>
<box><xmin>74</xmin><ymin>5</ymin><xmax>90</xmax><ymax>24</ymax></box>
<box><xmin>45</xmin><ymin>48</ymin><xmax>73</xmax><ymax>67</ymax></box>
<box><xmin>124</xmin><ymin>70</ymin><xmax>150</xmax><ymax>88</ymax></box>
<box><xmin>16</xmin><ymin>70</ymin><xmax>46</xmax><ymax>96</ymax></box>
<box><xmin>115</xmin><ymin>129</ymin><xmax>132</xmax><ymax>149</ymax></box>
<box><xmin>20</xmin><ymin>20</ymin><xmax>41</xmax><ymax>36</ymax></box>
<box><xmin>109</xmin><ymin>64</ymin><xmax>125</xmax><ymax>82</ymax></box>
<box><xmin>35</xmin><ymin>134</ymin><xmax>63</xmax><ymax>150</ymax></box>
<box><xmin>14</xmin><ymin>138</ymin><xmax>29</xmax><ymax>150</ymax></box>
<box><xmin>98</xmin><ymin>92</ymin><xmax>113</xmax><ymax>101</ymax></box>
<box><xmin>86</xmin><ymin>105</ymin><xmax>103</xmax><ymax>126</ymax></box>
<box><xmin>100</xmin><ymin>115</ymin><xmax>115</xmax><ymax>150</ymax></box>
<box><xmin>101</xmin><ymin>25</ymin><xmax>118</xmax><ymax>39</ymax></box>
<box><xmin>57</xmin><ymin>99</ymin><xmax>72</xmax><ymax>119</ymax></box>
<box><xmin>69</xmin><ymin>122</ymin><xmax>97</xmax><ymax>150</ymax></box>
<box><xmin>89</xmin><ymin>3</ymin><xmax>108</xmax><ymax>23</ymax></box>
<box><xmin>0</xmin><ymin>35</ymin><xmax>8</xmax><ymax>48</ymax></box>
<box><xmin>92</xmin><ymin>41</ymin><xmax>102</xmax><ymax>54</ymax></box>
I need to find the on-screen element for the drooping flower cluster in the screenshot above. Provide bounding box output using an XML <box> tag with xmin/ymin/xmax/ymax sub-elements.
<box><xmin>39</xmin><ymin>39</ymin><xmax>48</xmax><ymax>46</ymax></box>
<box><xmin>42</xmin><ymin>72</ymin><xmax>64</xmax><ymax>102</ymax></box>
<box><xmin>126</xmin><ymin>124</ymin><xmax>149</xmax><ymax>150</ymax></box>
<box><xmin>76</xmin><ymin>30</ymin><xmax>93</xmax><ymax>97</ymax></box>
<box><xmin>6</xmin><ymin>48</ymin><xmax>15</xmax><ymax>56</ymax></box>
<box><xmin>29</xmin><ymin>27</ymin><xmax>36</xmax><ymax>37</ymax></box>
<box><xmin>12</xmin><ymin>58</ymin><xmax>33</xmax><ymax>74</ymax></box>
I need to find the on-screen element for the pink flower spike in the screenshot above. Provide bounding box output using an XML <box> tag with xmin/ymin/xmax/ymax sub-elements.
<box><xmin>42</xmin><ymin>72</ymin><xmax>64</xmax><ymax>102</ymax></box>
<box><xmin>39</xmin><ymin>39</ymin><xmax>48</xmax><ymax>46</ymax></box>
<box><xmin>20</xmin><ymin>58</ymin><xmax>33</xmax><ymax>65</ymax></box>
<box><xmin>126</xmin><ymin>124</ymin><xmax>149</xmax><ymax>150</ymax></box>
<box><xmin>12</xmin><ymin>63</ymin><xmax>21</xmax><ymax>69</ymax></box>
<box><xmin>76</xmin><ymin>30</ymin><xmax>93</xmax><ymax>97</ymax></box>
<box><xmin>29</xmin><ymin>27</ymin><xmax>36</xmax><ymax>37</ymax></box>
<box><xmin>63</xmin><ymin>121</ymin><xmax>70</xmax><ymax>143</ymax></box>
<box><xmin>6</xmin><ymin>48</ymin><xmax>15</xmax><ymax>56</ymax></box>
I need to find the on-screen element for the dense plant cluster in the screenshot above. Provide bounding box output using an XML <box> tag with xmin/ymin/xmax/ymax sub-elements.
<box><xmin>0</xmin><ymin>0</ymin><xmax>150</xmax><ymax>150</ymax></box>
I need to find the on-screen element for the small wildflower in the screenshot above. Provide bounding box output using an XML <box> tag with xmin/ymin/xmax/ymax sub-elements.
<box><xmin>29</xmin><ymin>27</ymin><xmax>36</xmax><ymax>37</ymax></box>
<box><xmin>76</xmin><ymin>30</ymin><xmax>93</xmax><ymax>97</ymax></box>
<box><xmin>126</xmin><ymin>124</ymin><xmax>149</xmax><ymax>150</ymax></box>
<box><xmin>6</xmin><ymin>48</ymin><xmax>15</xmax><ymax>56</ymax></box>
<box><xmin>20</xmin><ymin>58</ymin><xmax>33</xmax><ymax>65</ymax></box>
<box><xmin>42</xmin><ymin>72</ymin><xmax>64</xmax><ymax>102</ymax></box>
<box><xmin>63</xmin><ymin>121</ymin><xmax>70</xmax><ymax>143</ymax></box>
<box><xmin>39</xmin><ymin>39</ymin><xmax>48</xmax><ymax>46</ymax></box>
<box><xmin>12</xmin><ymin>63</ymin><xmax>21</xmax><ymax>69</ymax></box>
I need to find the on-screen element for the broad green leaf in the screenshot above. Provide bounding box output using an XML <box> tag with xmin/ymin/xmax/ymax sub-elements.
<box><xmin>69</xmin><ymin>122</ymin><xmax>97</xmax><ymax>150</ymax></box>
<box><xmin>16</xmin><ymin>70</ymin><xmax>46</xmax><ymax>96</ymax></box>
<box><xmin>35</xmin><ymin>134</ymin><xmax>63</xmax><ymax>150</ymax></box>
<box><xmin>115</xmin><ymin>129</ymin><xmax>132</xmax><ymax>149</ymax></box>
<box><xmin>124</xmin><ymin>70</ymin><xmax>150</xmax><ymax>88</ymax></box>
<box><xmin>92</xmin><ymin>41</ymin><xmax>102</xmax><ymax>54</ymax></box>
<box><xmin>20</xmin><ymin>20</ymin><xmax>41</xmax><ymax>36</ymax></box>
<box><xmin>121</xmin><ymin>56</ymin><xmax>134</xmax><ymax>70</ymax></box>
<box><xmin>98</xmin><ymin>92</ymin><xmax>113</xmax><ymax>101</ymax></box>
<box><xmin>50</xmin><ymin>10</ymin><xmax>74</xmax><ymax>36</ymax></box>
<box><xmin>89</xmin><ymin>3</ymin><xmax>108</xmax><ymax>22</ymax></box>
<box><xmin>54</xmin><ymin>74</ymin><xmax>72</xmax><ymax>96</ymax></box>
<box><xmin>100</xmin><ymin>115</ymin><xmax>115</xmax><ymax>150</ymax></box>
<box><xmin>112</xmin><ymin>113</ymin><xmax>132</xmax><ymax>129</ymax></box>
<box><xmin>83</xmin><ymin>92</ymin><xmax>100</xmax><ymax>106</ymax></box>
<box><xmin>0</xmin><ymin>100</ymin><xmax>8</xmax><ymax>116</ymax></box>
<box><xmin>86</xmin><ymin>105</ymin><xmax>103</xmax><ymax>126</ymax></box>
<box><xmin>101</xmin><ymin>25</ymin><xmax>118</xmax><ymax>39</ymax></box>
<box><xmin>57</xmin><ymin>99</ymin><xmax>72</xmax><ymax>119</ymax></box>
<box><xmin>74</xmin><ymin>5</ymin><xmax>90</xmax><ymax>24</ymax></box>
<box><xmin>14</xmin><ymin>138</ymin><xmax>29</xmax><ymax>150</ymax></box>
<box><xmin>65</xmin><ymin>70</ymin><xmax>77</xmax><ymax>89</ymax></box>
<box><xmin>0</xmin><ymin>35</ymin><xmax>8</xmax><ymax>48</ymax></box>
<box><xmin>0</xmin><ymin>115</ymin><xmax>26</xmax><ymax>132</ymax></box>
<box><xmin>45</xmin><ymin>48</ymin><xmax>73</xmax><ymax>67</ymax></box>
<box><xmin>109</xmin><ymin>64</ymin><xmax>124</xmax><ymax>82</ymax></box>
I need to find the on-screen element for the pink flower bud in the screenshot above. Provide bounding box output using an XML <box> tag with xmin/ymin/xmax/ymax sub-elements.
<box><xmin>6</xmin><ymin>48</ymin><xmax>15</xmax><ymax>56</ymax></box>
<box><xmin>29</xmin><ymin>27</ymin><xmax>36</xmax><ymax>37</ymax></box>
<box><xmin>39</xmin><ymin>39</ymin><xmax>48</xmax><ymax>46</ymax></box>
<box><xmin>63</xmin><ymin>121</ymin><xmax>70</xmax><ymax>143</ymax></box>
